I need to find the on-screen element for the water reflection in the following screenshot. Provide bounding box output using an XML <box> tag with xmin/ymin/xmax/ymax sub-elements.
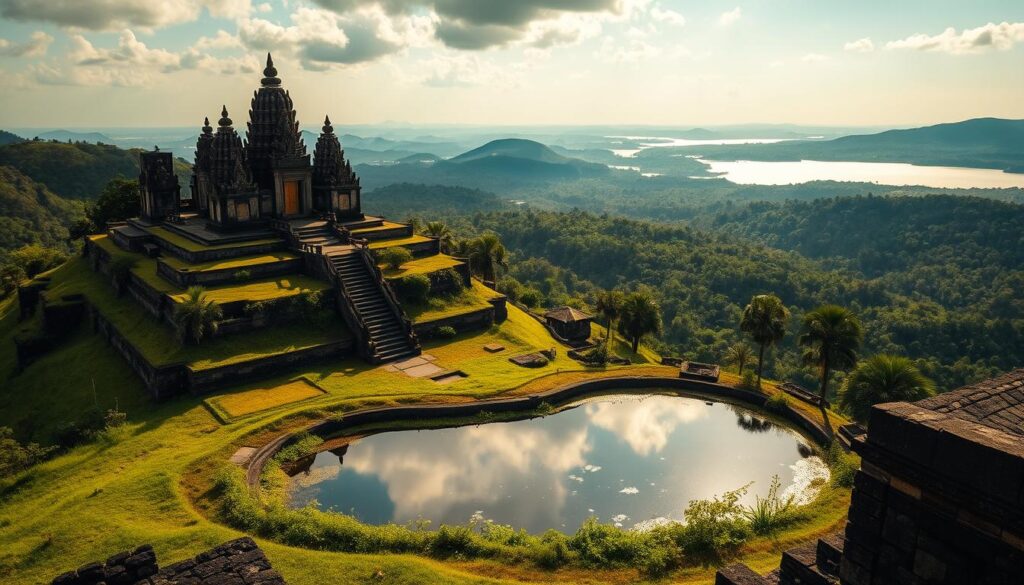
<box><xmin>288</xmin><ymin>393</ymin><xmax>828</xmax><ymax>533</ymax></box>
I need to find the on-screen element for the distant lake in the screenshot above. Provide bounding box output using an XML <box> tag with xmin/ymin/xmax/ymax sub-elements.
<box><xmin>608</xmin><ymin>136</ymin><xmax>804</xmax><ymax>158</ymax></box>
<box><xmin>697</xmin><ymin>159</ymin><xmax>1024</xmax><ymax>189</ymax></box>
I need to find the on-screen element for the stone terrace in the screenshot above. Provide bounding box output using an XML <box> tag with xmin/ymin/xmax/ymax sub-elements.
<box><xmin>913</xmin><ymin>368</ymin><xmax>1024</xmax><ymax>436</ymax></box>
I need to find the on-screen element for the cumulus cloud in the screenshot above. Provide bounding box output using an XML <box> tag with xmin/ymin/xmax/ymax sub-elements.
<box><xmin>719</xmin><ymin>6</ymin><xmax>741</xmax><ymax>27</ymax></box>
<box><xmin>0</xmin><ymin>0</ymin><xmax>254</xmax><ymax>31</ymax></box>
<box><xmin>800</xmin><ymin>52</ymin><xmax>827</xmax><ymax>63</ymax></box>
<box><xmin>0</xmin><ymin>31</ymin><xmax>53</xmax><ymax>58</ymax></box>
<box><xmin>311</xmin><ymin>0</ymin><xmax>629</xmax><ymax>49</ymax></box>
<box><xmin>36</xmin><ymin>29</ymin><xmax>258</xmax><ymax>86</ymax></box>
<box><xmin>885</xmin><ymin>21</ymin><xmax>1024</xmax><ymax>55</ymax></box>
<box><xmin>196</xmin><ymin>29</ymin><xmax>242</xmax><ymax>50</ymax></box>
<box><xmin>844</xmin><ymin>37</ymin><xmax>874</xmax><ymax>52</ymax></box>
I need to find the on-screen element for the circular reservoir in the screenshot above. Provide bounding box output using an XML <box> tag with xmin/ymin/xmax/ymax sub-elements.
<box><xmin>286</xmin><ymin>392</ymin><xmax>829</xmax><ymax>533</ymax></box>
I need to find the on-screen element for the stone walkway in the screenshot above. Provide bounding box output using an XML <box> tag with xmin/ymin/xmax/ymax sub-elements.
<box><xmin>380</xmin><ymin>353</ymin><xmax>443</xmax><ymax>378</ymax></box>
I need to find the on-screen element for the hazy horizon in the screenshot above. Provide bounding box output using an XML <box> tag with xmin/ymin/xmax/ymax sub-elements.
<box><xmin>1</xmin><ymin>1</ymin><xmax>1022</xmax><ymax>127</ymax></box>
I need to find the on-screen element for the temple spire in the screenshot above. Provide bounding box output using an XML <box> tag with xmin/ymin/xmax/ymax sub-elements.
<box><xmin>322</xmin><ymin>115</ymin><xmax>333</xmax><ymax>134</ymax></box>
<box><xmin>261</xmin><ymin>52</ymin><xmax>281</xmax><ymax>87</ymax></box>
<box><xmin>218</xmin><ymin>105</ymin><xmax>232</xmax><ymax>128</ymax></box>
<box><xmin>202</xmin><ymin>116</ymin><xmax>213</xmax><ymax>135</ymax></box>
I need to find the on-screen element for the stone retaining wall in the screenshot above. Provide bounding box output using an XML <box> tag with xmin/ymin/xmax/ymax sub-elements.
<box><xmin>187</xmin><ymin>339</ymin><xmax>354</xmax><ymax>393</ymax></box>
<box><xmin>157</xmin><ymin>257</ymin><xmax>302</xmax><ymax>288</ymax></box>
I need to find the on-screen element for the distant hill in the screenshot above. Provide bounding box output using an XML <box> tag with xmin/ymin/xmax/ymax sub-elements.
<box><xmin>0</xmin><ymin>166</ymin><xmax>85</xmax><ymax>253</ymax></box>
<box><xmin>681</xmin><ymin>118</ymin><xmax>1024</xmax><ymax>173</ymax></box>
<box><xmin>0</xmin><ymin>130</ymin><xmax>24</xmax><ymax>146</ymax></box>
<box><xmin>0</xmin><ymin>141</ymin><xmax>191</xmax><ymax>200</ymax></box>
<box><xmin>395</xmin><ymin>152</ymin><xmax>443</xmax><ymax>165</ymax></box>
<box><xmin>37</xmin><ymin>129</ymin><xmax>114</xmax><ymax>143</ymax></box>
<box><xmin>440</xmin><ymin>139</ymin><xmax>609</xmax><ymax>179</ymax></box>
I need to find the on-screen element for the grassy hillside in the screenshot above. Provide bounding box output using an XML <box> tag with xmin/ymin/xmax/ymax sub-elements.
<box><xmin>0</xmin><ymin>166</ymin><xmax>84</xmax><ymax>253</ymax></box>
<box><xmin>0</xmin><ymin>141</ymin><xmax>191</xmax><ymax>200</ymax></box>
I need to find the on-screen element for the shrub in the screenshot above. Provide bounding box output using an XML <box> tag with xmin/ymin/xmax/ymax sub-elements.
<box><xmin>518</xmin><ymin>287</ymin><xmax>543</xmax><ymax>308</ymax></box>
<box><xmin>393</xmin><ymin>274</ymin><xmax>430</xmax><ymax>304</ymax></box>
<box><xmin>826</xmin><ymin>441</ymin><xmax>859</xmax><ymax>488</ymax></box>
<box><xmin>744</xmin><ymin>475</ymin><xmax>795</xmax><ymax>536</ymax></box>
<box><xmin>673</xmin><ymin>486</ymin><xmax>751</xmax><ymax>567</ymax></box>
<box><xmin>436</xmin><ymin>326</ymin><xmax>457</xmax><ymax>339</ymax></box>
<box><xmin>740</xmin><ymin>369</ymin><xmax>757</xmax><ymax>390</ymax></box>
<box><xmin>172</xmin><ymin>287</ymin><xmax>222</xmax><ymax>344</ymax></box>
<box><xmin>568</xmin><ymin>517</ymin><xmax>646</xmax><ymax>567</ymax></box>
<box><xmin>53</xmin><ymin>407</ymin><xmax>107</xmax><ymax>448</ymax></box>
<box><xmin>765</xmin><ymin>392</ymin><xmax>789</xmax><ymax>413</ymax></box>
<box><xmin>582</xmin><ymin>344</ymin><xmax>608</xmax><ymax>365</ymax></box>
<box><xmin>433</xmin><ymin>268</ymin><xmax>464</xmax><ymax>294</ymax></box>
<box><xmin>6</xmin><ymin>245</ymin><xmax>68</xmax><ymax>278</ymax></box>
<box><xmin>287</xmin><ymin>291</ymin><xmax>327</xmax><ymax>324</ymax></box>
<box><xmin>0</xmin><ymin>427</ymin><xmax>56</xmax><ymax>477</ymax></box>
<box><xmin>0</xmin><ymin>264</ymin><xmax>27</xmax><ymax>298</ymax></box>
<box><xmin>273</xmin><ymin>432</ymin><xmax>325</xmax><ymax>464</ymax></box>
<box><xmin>233</xmin><ymin>269</ymin><xmax>252</xmax><ymax>281</ymax></box>
<box><xmin>379</xmin><ymin>247</ymin><xmax>413</xmax><ymax>270</ymax></box>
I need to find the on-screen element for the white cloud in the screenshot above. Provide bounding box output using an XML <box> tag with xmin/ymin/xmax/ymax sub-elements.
<box><xmin>844</xmin><ymin>37</ymin><xmax>874</xmax><ymax>53</ymax></box>
<box><xmin>800</xmin><ymin>52</ymin><xmax>827</xmax><ymax>63</ymax></box>
<box><xmin>196</xmin><ymin>29</ymin><xmax>242</xmax><ymax>50</ymax></box>
<box><xmin>650</xmin><ymin>4</ymin><xmax>685</xmax><ymax>27</ymax></box>
<box><xmin>0</xmin><ymin>0</ymin><xmax>255</xmax><ymax>31</ymax></box>
<box><xmin>406</xmin><ymin>53</ymin><xmax>514</xmax><ymax>87</ymax></box>
<box><xmin>256</xmin><ymin>2</ymin><xmax>272</xmax><ymax>13</ymax></box>
<box><xmin>719</xmin><ymin>6</ymin><xmax>741</xmax><ymax>27</ymax></box>
<box><xmin>885</xmin><ymin>21</ymin><xmax>1024</xmax><ymax>55</ymax></box>
<box><xmin>0</xmin><ymin>31</ymin><xmax>53</xmax><ymax>58</ymax></box>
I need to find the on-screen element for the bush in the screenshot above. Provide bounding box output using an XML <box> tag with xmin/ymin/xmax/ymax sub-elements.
<box><xmin>740</xmin><ymin>369</ymin><xmax>757</xmax><ymax>390</ymax></box>
<box><xmin>287</xmin><ymin>291</ymin><xmax>327</xmax><ymax>324</ymax></box>
<box><xmin>582</xmin><ymin>344</ymin><xmax>608</xmax><ymax>365</ymax></box>
<box><xmin>6</xmin><ymin>245</ymin><xmax>68</xmax><ymax>278</ymax></box>
<box><xmin>744</xmin><ymin>475</ymin><xmax>795</xmax><ymax>536</ymax></box>
<box><xmin>233</xmin><ymin>269</ymin><xmax>252</xmax><ymax>281</ymax></box>
<box><xmin>393</xmin><ymin>274</ymin><xmax>430</xmax><ymax>304</ymax></box>
<box><xmin>53</xmin><ymin>407</ymin><xmax>107</xmax><ymax>448</ymax></box>
<box><xmin>436</xmin><ymin>326</ymin><xmax>457</xmax><ymax>339</ymax></box>
<box><xmin>0</xmin><ymin>427</ymin><xmax>56</xmax><ymax>478</ymax></box>
<box><xmin>379</xmin><ymin>247</ymin><xmax>413</xmax><ymax>270</ymax></box>
<box><xmin>673</xmin><ymin>486</ymin><xmax>751</xmax><ymax>567</ymax></box>
<box><xmin>518</xmin><ymin>287</ymin><xmax>543</xmax><ymax>308</ymax></box>
<box><xmin>1</xmin><ymin>264</ymin><xmax>27</xmax><ymax>298</ymax></box>
<box><xmin>433</xmin><ymin>268</ymin><xmax>464</xmax><ymax>294</ymax></box>
<box><xmin>826</xmin><ymin>441</ymin><xmax>859</xmax><ymax>488</ymax></box>
<box><xmin>765</xmin><ymin>392</ymin><xmax>789</xmax><ymax>413</ymax></box>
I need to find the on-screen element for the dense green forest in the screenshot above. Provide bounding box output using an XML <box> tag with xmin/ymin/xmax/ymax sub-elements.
<box><xmin>0</xmin><ymin>166</ymin><xmax>84</xmax><ymax>253</ymax></box>
<box><xmin>0</xmin><ymin>140</ymin><xmax>191</xmax><ymax>200</ymax></box>
<box><xmin>442</xmin><ymin>202</ymin><xmax>1020</xmax><ymax>393</ymax></box>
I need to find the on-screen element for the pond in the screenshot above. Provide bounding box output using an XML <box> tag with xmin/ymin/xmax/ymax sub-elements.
<box><xmin>286</xmin><ymin>393</ymin><xmax>829</xmax><ymax>534</ymax></box>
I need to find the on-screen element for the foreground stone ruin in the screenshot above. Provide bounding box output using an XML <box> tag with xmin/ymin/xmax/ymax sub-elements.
<box><xmin>717</xmin><ymin>368</ymin><xmax>1024</xmax><ymax>584</ymax></box>
<box><xmin>51</xmin><ymin>537</ymin><xmax>285</xmax><ymax>585</ymax></box>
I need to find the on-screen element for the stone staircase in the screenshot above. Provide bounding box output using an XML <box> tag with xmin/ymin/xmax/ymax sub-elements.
<box><xmin>293</xmin><ymin>221</ymin><xmax>342</xmax><ymax>247</ymax></box>
<box><xmin>329</xmin><ymin>251</ymin><xmax>419</xmax><ymax>363</ymax></box>
<box><xmin>716</xmin><ymin>533</ymin><xmax>842</xmax><ymax>585</ymax></box>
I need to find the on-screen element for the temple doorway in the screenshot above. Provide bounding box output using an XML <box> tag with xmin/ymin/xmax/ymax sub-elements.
<box><xmin>284</xmin><ymin>180</ymin><xmax>300</xmax><ymax>215</ymax></box>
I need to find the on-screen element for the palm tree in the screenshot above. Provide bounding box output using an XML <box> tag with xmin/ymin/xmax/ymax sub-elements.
<box><xmin>839</xmin><ymin>354</ymin><xmax>935</xmax><ymax>424</ymax></box>
<box><xmin>422</xmin><ymin>221</ymin><xmax>455</xmax><ymax>253</ymax></box>
<box><xmin>724</xmin><ymin>341</ymin><xmax>754</xmax><ymax>376</ymax></box>
<box><xmin>594</xmin><ymin>289</ymin><xmax>624</xmax><ymax>347</ymax></box>
<box><xmin>468</xmin><ymin>233</ymin><xmax>508</xmax><ymax>284</ymax></box>
<box><xmin>798</xmin><ymin>304</ymin><xmax>863</xmax><ymax>405</ymax></box>
<box><xmin>618</xmin><ymin>290</ymin><xmax>662</xmax><ymax>353</ymax></box>
<box><xmin>173</xmin><ymin>286</ymin><xmax>222</xmax><ymax>345</ymax></box>
<box><xmin>739</xmin><ymin>295</ymin><xmax>790</xmax><ymax>388</ymax></box>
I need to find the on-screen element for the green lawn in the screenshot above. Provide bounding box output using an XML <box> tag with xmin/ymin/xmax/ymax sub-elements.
<box><xmin>161</xmin><ymin>252</ymin><xmax>299</xmax><ymax>273</ymax></box>
<box><xmin>382</xmin><ymin>254</ymin><xmax>463</xmax><ymax>279</ymax></box>
<box><xmin>367</xmin><ymin>234</ymin><xmax>432</xmax><ymax>250</ymax></box>
<box><xmin>168</xmin><ymin>274</ymin><xmax>331</xmax><ymax>305</ymax></box>
<box><xmin>404</xmin><ymin>281</ymin><xmax>503</xmax><ymax>324</ymax></box>
<box><xmin>0</xmin><ymin>258</ymin><xmax>850</xmax><ymax>585</ymax></box>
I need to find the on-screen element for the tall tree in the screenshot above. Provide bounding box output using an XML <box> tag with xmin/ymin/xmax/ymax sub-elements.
<box><xmin>839</xmin><ymin>354</ymin><xmax>935</xmax><ymax>424</ymax></box>
<box><xmin>724</xmin><ymin>341</ymin><xmax>754</xmax><ymax>376</ymax></box>
<box><xmin>618</xmin><ymin>290</ymin><xmax>662</xmax><ymax>353</ymax></box>
<box><xmin>468</xmin><ymin>233</ymin><xmax>508</xmax><ymax>284</ymax></box>
<box><xmin>739</xmin><ymin>295</ymin><xmax>790</xmax><ymax>388</ymax></box>
<box><xmin>594</xmin><ymin>289</ymin><xmax>625</xmax><ymax>347</ymax></box>
<box><xmin>798</xmin><ymin>305</ymin><xmax>863</xmax><ymax>405</ymax></box>
<box><xmin>86</xmin><ymin>178</ymin><xmax>140</xmax><ymax>233</ymax></box>
<box><xmin>172</xmin><ymin>287</ymin><xmax>223</xmax><ymax>345</ymax></box>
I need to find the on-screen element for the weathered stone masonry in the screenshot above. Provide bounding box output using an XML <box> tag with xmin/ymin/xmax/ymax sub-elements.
<box><xmin>52</xmin><ymin>537</ymin><xmax>285</xmax><ymax>585</ymax></box>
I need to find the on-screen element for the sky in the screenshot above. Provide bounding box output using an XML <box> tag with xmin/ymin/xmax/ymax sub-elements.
<box><xmin>0</xmin><ymin>0</ymin><xmax>1022</xmax><ymax>128</ymax></box>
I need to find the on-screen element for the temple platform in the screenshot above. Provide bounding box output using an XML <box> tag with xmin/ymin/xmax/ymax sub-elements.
<box><xmin>133</xmin><ymin>215</ymin><xmax>279</xmax><ymax>247</ymax></box>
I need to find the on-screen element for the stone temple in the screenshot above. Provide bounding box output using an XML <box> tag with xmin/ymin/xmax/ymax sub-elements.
<box><xmin>82</xmin><ymin>54</ymin><xmax>505</xmax><ymax>398</ymax></box>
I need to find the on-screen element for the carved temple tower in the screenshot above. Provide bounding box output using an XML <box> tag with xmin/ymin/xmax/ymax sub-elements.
<box><xmin>138</xmin><ymin>149</ymin><xmax>181</xmax><ymax>221</ymax></box>
<box><xmin>312</xmin><ymin>116</ymin><xmax>363</xmax><ymax>220</ymax></box>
